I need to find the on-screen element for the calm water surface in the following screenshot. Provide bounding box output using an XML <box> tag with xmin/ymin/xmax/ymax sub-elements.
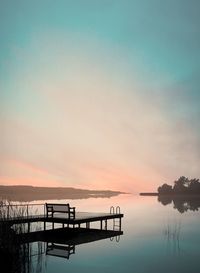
<box><xmin>28</xmin><ymin>194</ymin><xmax>200</xmax><ymax>273</ymax></box>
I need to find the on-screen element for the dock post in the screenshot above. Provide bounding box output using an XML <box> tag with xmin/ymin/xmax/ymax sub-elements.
<box><xmin>100</xmin><ymin>220</ymin><xmax>103</xmax><ymax>230</ymax></box>
<box><xmin>28</xmin><ymin>222</ymin><xmax>30</xmax><ymax>233</ymax></box>
<box><xmin>44</xmin><ymin>221</ymin><xmax>46</xmax><ymax>230</ymax></box>
<box><xmin>7</xmin><ymin>205</ymin><xmax>10</xmax><ymax>218</ymax></box>
<box><xmin>105</xmin><ymin>220</ymin><xmax>107</xmax><ymax>230</ymax></box>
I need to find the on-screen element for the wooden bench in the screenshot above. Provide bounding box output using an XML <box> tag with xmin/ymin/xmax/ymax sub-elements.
<box><xmin>45</xmin><ymin>203</ymin><xmax>75</xmax><ymax>219</ymax></box>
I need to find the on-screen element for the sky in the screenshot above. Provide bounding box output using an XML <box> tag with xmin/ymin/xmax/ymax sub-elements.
<box><xmin>0</xmin><ymin>0</ymin><xmax>200</xmax><ymax>192</ymax></box>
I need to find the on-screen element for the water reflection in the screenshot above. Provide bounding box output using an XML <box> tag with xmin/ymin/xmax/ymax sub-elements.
<box><xmin>1</xmin><ymin>195</ymin><xmax>200</xmax><ymax>273</ymax></box>
<box><xmin>0</xmin><ymin>227</ymin><xmax>123</xmax><ymax>273</ymax></box>
<box><xmin>163</xmin><ymin>220</ymin><xmax>181</xmax><ymax>255</ymax></box>
<box><xmin>158</xmin><ymin>195</ymin><xmax>200</xmax><ymax>213</ymax></box>
<box><xmin>44</xmin><ymin>228</ymin><xmax>123</xmax><ymax>259</ymax></box>
<box><xmin>0</xmin><ymin>237</ymin><xmax>45</xmax><ymax>273</ymax></box>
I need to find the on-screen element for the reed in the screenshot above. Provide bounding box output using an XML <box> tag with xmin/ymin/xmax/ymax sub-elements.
<box><xmin>163</xmin><ymin>219</ymin><xmax>181</xmax><ymax>254</ymax></box>
<box><xmin>0</xmin><ymin>200</ymin><xmax>44</xmax><ymax>273</ymax></box>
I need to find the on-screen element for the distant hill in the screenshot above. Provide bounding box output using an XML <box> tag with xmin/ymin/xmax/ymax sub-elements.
<box><xmin>0</xmin><ymin>185</ymin><xmax>125</xmax><ymax>202</ymax></box>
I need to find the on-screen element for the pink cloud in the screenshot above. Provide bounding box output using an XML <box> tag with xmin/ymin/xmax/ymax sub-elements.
<box><xmin>0</xmin><ymin>176</ymin><xmax>63</xmax><ymax>187</ymax></box>
<box><xmin>8</xmin><ymin>159</ymin><xmax>50</xmax><ymax>176</ymax></box>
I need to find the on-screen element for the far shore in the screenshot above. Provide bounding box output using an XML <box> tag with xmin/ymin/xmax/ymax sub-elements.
<box><xmin>140</xmin><ymin>192</ymin><xmax>200</xmax><ymax>197</ymax></box>
<box><xmin>140</xmin><ymin>193</ymin><xmax>158</xmax><ymax>196</ymax></box>
<box><xmin>0</xmin><ymin>185</ymin><xmax>126</xmax><ymax>202</ymax></box>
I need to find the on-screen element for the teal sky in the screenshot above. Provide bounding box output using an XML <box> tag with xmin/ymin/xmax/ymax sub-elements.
<box><xmin>0</xmin><ymin>1</ymin><xmax>200</xmax><ymax>191</ymax></box>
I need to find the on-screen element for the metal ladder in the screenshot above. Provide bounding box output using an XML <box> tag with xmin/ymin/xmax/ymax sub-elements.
<box><xmin>110</xmin><ymin>206</ymin><xmax>121</xmax><ymax>229</ymax></box>
<box><xmin>109</xmin><ymin>206</ymin><xmax>122</xmax><ymax>242</ymax></box>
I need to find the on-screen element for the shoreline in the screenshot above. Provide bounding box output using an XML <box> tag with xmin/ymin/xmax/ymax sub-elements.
<box><xmin>140</xmin><ymin>192</ymin><xmax>200</xmax><ymax>197</ymax></box>
<box><xmin>140</xmin><ymin>193</ymin><xmax>158</xmax><ymax>196</ymax></box>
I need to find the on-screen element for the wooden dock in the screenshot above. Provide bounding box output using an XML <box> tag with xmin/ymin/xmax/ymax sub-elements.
<box><xmin>1</xmin><ymin>204</ymin><xmax>123</xmax><ymax>231</ymax></box>
<box><xmin>44</xmin><ymin>212</ymin><xmax>123</xmax><ymax>229</ymax></box>
<box><xmin>0</xmin><ymin>204</ymin><xmax>124</xmax><ymax>262</ymax></box>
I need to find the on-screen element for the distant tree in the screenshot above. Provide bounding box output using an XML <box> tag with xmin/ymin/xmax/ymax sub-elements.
<box><xmin>188</xmin><ymin>178</ymin><xmax>200</xmax><ymax>194</ymax></box>
<box><xmin>158</xmin><ymin>183</ymin><xmax>173</xmax><ymax>195</ymax></box>
<box><xmin>157</xmin><ymin>176</ymin><xmax>200</xmax><ymax>195</ymax></box>
<box><xmin>158</xmin><ymin>176</ymin><xmax>200</xmax><ymax>213</ymax></box>
<box><xmin>173</xmin><ymin>176</ymin><xmax>189</xmax><ymax>193</ymax></box>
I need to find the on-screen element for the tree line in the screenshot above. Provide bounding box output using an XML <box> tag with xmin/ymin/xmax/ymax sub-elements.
<box><xmin>158</xmin><ymin>176</ymin><xmax>200</xmax><ymax>195</ymax></box>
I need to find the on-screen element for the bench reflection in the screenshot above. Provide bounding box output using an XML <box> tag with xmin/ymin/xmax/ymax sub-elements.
<box><xmin>46</xmin><ymin>242</ymin><xmax>75</xmax><ymax>259</ymax></box>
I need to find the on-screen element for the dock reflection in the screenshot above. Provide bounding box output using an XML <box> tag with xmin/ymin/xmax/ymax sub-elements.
<box><xmin>1</xmin><ymin>227</ymin><xmax>123</xmax><ymax>273</ymax></box>
<box><xmin>44</xmin><ymin>228</ymin><xmax>123</xmax><ymax>260</ymax></box>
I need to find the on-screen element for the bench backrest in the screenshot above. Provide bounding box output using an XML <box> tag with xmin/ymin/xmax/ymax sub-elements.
<box><xmin>46</xmin><ymin>203</ymin><xmax>70</xmax><ymax>212</ymax></box>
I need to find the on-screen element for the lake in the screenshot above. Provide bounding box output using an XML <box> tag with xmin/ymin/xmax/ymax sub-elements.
<box><xmin>3</xmin><ymin>194</ymin><xmax>200</xmax><ymax>273</ymax></box>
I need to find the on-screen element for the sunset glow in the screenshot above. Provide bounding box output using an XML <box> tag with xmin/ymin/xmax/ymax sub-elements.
<box><xmin>0</xmin><ymin>1</ymin><xmax>200</xmax><ymax>192</ymax></box>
